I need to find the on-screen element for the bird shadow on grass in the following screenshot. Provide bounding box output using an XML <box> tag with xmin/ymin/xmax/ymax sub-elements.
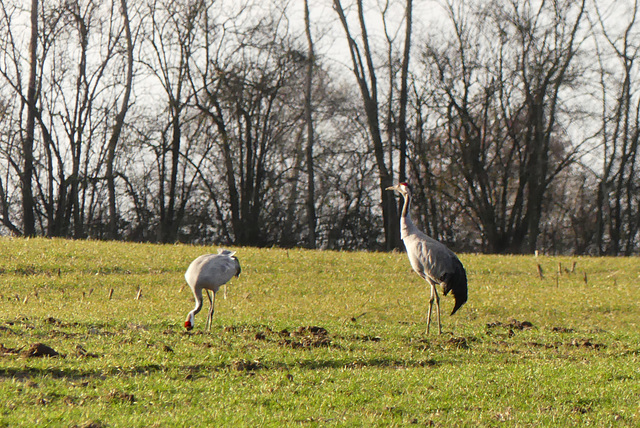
<box><xmin>0</xmin><ymin>361</ymin><xmax>172</xmax><ymax>382</ymax></box>
<box><xmin>178</xmin><ymin>357</ymin><xmax>440</xmax><ymax>377</ymax></box>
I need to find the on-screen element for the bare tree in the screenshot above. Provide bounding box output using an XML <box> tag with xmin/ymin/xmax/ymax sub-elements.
<box><xmin>0</xmin><ymin>0</ymin><xmax>145</xmax><ymax>239</ymax></box>
<box><xmin>22</xmin><ymin>0</ymin><xmax>38</xmax><ymax>236</ymax></box>
<box><xmin>303</xmin><ymin>0</ymin><xmax>317</xmax><ymax>249</ymax></box>
<box><xmin>333</xmin><ymin>0</ymin><xmax>403</xmax><ymax>250</ymax></box>
<box><xmin>105</xmin><ymin>0</ymin><xmax>134</xmax><ymax>239</ymax></box>
<box><xmin>594</xmin><ymin>0</ymin><xmax>640</xmax><ymax>255</ymax></box>
<box><xmin>189</xmin><ymin>2</ymin><xmax>314</xmax><ymax>246</ymax></box>
<box><xmin>417</xmin><ymin>0</ymin><xmax>587</xmax><ymax>253</ymax></box>
<box><xmin>0</xmin><ymin>96</ymin><xmax>21</xmax><ymax>234</ymax></box>
<box><xmin>142</xmin><ymin>0</ymin><xmax>204</xmax><ymax>242</ymax></box>
<box><xmin>43</xmin><ymin>0</ymin><xmax>130</xmax><ymax>238</ymax></box>
<box><xmin>397</xmin><ymin>0</ymin><xmax>412</xmax><ymax>185</ymax></box>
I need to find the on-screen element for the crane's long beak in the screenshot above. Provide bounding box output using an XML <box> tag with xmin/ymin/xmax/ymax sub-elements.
<box><xmin>385</xmin><ymin>184</ymin><xmax>399</xmax><ymax>191</ymax></box>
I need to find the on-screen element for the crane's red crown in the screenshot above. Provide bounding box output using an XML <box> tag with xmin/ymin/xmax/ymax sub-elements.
<box><xmin>184</xmin><ymin>320</ymin><xmax>193</xmax><ymax>330</ymax></box>
<box><xmin>399</xmin><ymin>182</ymin><xmax>411</xmax><ymax>192</ymax></box>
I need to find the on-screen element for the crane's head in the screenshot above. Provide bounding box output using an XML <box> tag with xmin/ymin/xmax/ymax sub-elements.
<box><xmin>385</xmin><ymin>182</ymin><xmax>411</xmax><ymax>197</ymax></box>
<box><xmin>185</xmin><ymin>313</ymin><xmax>195</xmax><ymax>331</ymax></box>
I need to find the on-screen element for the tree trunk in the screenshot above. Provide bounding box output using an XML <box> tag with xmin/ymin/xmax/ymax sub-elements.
<box><xmin>106</xmin><ymin>0</ymin><xmax>134</xmax><ymax>240</ymax></box>
<box><xmin>22</xmin><ymin>0</ymin><xmax>38</xmax><ymax>237</ymax></box>
<box><xmin>303</xmin><ymin>0</ymin><xmax>317</xmax><ymax>249</ymax></box>
<box><xmin>160</xmin><ymin>107</ymin><xmax>182</xmax><ymax>243</ymax></box>
<box><xmin>398</xmin><ymin>0</ymin><xmax>412</xmax><ymax>184</ymax></box>
<box><xmin>334</xmin><ymin>0</ymin><xmax>400</xmax><ymax>250</ymax></box>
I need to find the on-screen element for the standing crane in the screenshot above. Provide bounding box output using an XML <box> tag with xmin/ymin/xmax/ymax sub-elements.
<box><xmin>386</xmin><ymin>183</ymin><xmax>468</xmax><ymax>334</ymax></box>
<box><xmin>184</xmin><ymin>249</ymin><xmax>241</xmax><ymax>331</ymax></box>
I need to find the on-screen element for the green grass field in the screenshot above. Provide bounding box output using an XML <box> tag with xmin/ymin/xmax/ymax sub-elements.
<box><xmin>1</xmin><ymin>237</ymin><xmax>639</xmax><ymax>426</ymax></box>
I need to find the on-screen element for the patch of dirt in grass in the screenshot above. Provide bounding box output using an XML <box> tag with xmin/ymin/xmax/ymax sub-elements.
<box><xmin>486</xmin><ymin>319</ymin><xmax>535</xmax><ymax>340</ymax></box>
<box><xmin>43</xmin><ymin>317</ymin><xmax>83</xmax><ymax>329</ymax></box>
<box><xmin>44</xmin><ymin>317</ymin><xmax>63</xmax><ymax>326</ymax></box>
<box><xmin>571</xmin><ymin>404</ymin><xmax>592</xmax><ymax>414</ymax></box>
<box><xmin>22</xmin><ymin>343</ymin><xmax>60</xmax><ymax>358</ymax></box>
<box><xmin>74</xmin><ymin>345</ymin><xmax>100</xmax><ymax>358</ymax></box>
<box><xmin>551</xmin><ymin>326</ymin><xmax>575</xmax><ymax>333</ymax></box>
<box><xmin>411</xmin><ymin>335</ymin><xmax>477</xmax><ymax>351</ymax></box>
<box><xmin>220</xmin><ymin>324</ymin><xmax>336</xmax><ymax>349</ymax></box>
<box><xmin>0</xmin><ymin>343</ymin><xmax>23</xmax><ymax>355</ymax></box>
<box><xmin>569</xmin><ymin>338</ymin><xmax>606</xmax><ymax>349</ymax></box>
<box><xmin>525</xmin><ymin>338</ymin><xmax>606</xmax><ymax>350</ymax></box>
<box><xmin>70</xmin><ymin>421</ymin><xmax>106</xmax><ymax>428</ymax></box>
<box><xmin>106</xmin><ymin>390</ymin><xmax>135</xmax><ymax>404</ymax></box>
<box><xmin>223</xmin><ymin>324</ymin><xmax>273</xmax><ymax>334</ymax></box>
<box><xmin>142</xmin><ymin>341</ymin><xmax>174</xmax><ymax>353</ymax></box>
<box><xmin>525</xmin><ymin>341</ymin><xmax>558</xmax><ymax>349</ymax></box>
<box><xmin>230</xmin><ymin>358</ymin><xmax>263</xmax><ymax>371</ymax></box>
<box><xmin>278</xmin><ymin>326</ymin><xmax>332</xmax><ymax>349</ymax></box>
<box><xmin>445</xmin><ymin>336</ymin><xmax>470</xmax><ymax>349</ymax></box>
<box><xmin>49</xmin><ymin>330</ymin><xmax>83</xmax><ymax>339</ymax></box>
<box><xmin>254</xmin><ymin>331</ymin><xmax>268</xmax><ymax>340</ymax></box>
<box><xmin>486</xmin><ymin>319</ymin><xmax>535</xmax><ymax>331</ymax></box>
<box><xmin>412</xmin><ymin>342</ymin><xmax>430</xmax><ymax>351</ymax></box>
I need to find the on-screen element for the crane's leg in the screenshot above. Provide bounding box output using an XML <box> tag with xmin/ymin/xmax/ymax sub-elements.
<box><xmin>205</xmin><ymin>290</ymin><xmax>215</xmax><ymax>332</ymax></box>
<box><xmin>426</xmin><ymin>283</ymin><xmax>435</xmax><ymax>334</ymax></box>
<box><xmin>426</xmin><ymin>282</ymin><xmax>442</xmax><ymax>335</ymax></box>
<box><xmin>434</xmin><ymin>286</ymin><xmax>442</xmax><ymax>335</ymax></box>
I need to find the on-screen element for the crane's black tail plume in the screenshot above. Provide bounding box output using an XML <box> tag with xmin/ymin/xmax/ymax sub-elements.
<box><xmin>442</xmin><ymin>258</ymin><xmax>468</xmax><ymax>316</ymax></box>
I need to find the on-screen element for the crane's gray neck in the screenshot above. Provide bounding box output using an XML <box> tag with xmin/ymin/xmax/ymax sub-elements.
<box><xmin>190</xmin><ymin>289</ymin><xmax>203</xmax><ymax>316</ymax></box>
<box><xmin>400</xmin><ymin>192</ymin><xmax>416</xmax><ymax>239</ymax></box>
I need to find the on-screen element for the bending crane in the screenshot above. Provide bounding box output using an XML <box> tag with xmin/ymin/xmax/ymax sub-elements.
<box><xmin>184</xmin><ymin>249</ymin><xmax>241</xmax><ymax>331</ymax></box>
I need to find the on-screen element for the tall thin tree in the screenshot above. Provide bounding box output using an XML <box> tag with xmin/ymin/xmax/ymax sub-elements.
<box><xmin>106</xmin><ymin>0</ymin><xmax>134</xmax><ymax>240</ymax></box>
<box><xmin>398</xmin><ymin>0</ymin><xmax>412</xmax><ymax>184</ymax></box>
<box><xmin>303</xmin><ymin>0</ymin><xmax>317</xmax><ymax>249</ymax></box>
<box><xmin>22</xmin><ymin>0</ymin><xmax>38</xmax><ymax>236</ymax></box>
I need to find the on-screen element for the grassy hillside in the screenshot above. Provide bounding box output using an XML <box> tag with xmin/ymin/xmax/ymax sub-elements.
<box><xmin>1</xmin><ymin>238</ymin><xmax>639</xmax><ymax>426</ymax></box>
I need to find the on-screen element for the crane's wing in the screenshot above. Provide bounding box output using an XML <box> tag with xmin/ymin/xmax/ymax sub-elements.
<box><xmin>404</xmin><ymin>234</ymin><xmax>468</xmax><ymax>315</ymax></box>
<box><xmin>186</xmin><ymin>253</ymin><xmax>240</xmax><ymax>289</ymax></box>
<box><xmin>441</xmin><ymin>256</ymin><xmax>467</xmax><ymax>315</ymax></box>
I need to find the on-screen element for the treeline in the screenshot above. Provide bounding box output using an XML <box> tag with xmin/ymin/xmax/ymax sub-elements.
<box><xmin>1</xmin><ymin>0</ymin><xmax>639</xmax><ymax>255</ymax></box>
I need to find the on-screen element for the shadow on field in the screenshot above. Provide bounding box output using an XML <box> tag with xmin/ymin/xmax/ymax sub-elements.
<box><xmin>0</xmin><ymin>358</ymin><xmax>438</xmax><ymax>384</ymax></box>
<box><xmin>0</xmin><ymin>359</ymin><xmax>172</xmax><ymax>382</ymax></box>
<box><xmin>189</xmin><ymin>356</ymin><xmax>439</xmax><ymax>374</ymax></box>
<box><xmin>0</xmin><ymin>366</ymin><xmax>107</xmax><ymax>382</ymax></box>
